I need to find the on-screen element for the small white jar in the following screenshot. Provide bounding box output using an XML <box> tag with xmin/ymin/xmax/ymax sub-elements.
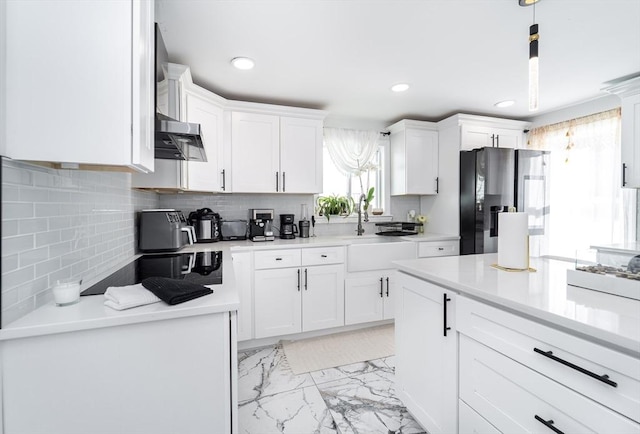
<box><xmin>52</xmin><ymin>278</ymin><xmax>81</xmax><ymax>306</ymax></box>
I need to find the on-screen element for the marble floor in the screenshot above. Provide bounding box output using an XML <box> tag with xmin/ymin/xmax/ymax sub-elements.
<box><xmin>238</xmin><ymin>344</ymin><xmax>426</xmax><ymax>434</ymax></box>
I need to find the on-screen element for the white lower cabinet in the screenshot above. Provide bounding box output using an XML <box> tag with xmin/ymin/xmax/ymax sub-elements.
<box><xmin>253</xmin><ymin>247</ymin><xmax>345</xmax><ymax>339</ymax></box>
<box><xmin>459</xmin><ymin>335</ymin><xmax>639</xmax><ymax>433</ymax></box>
<box><xmin>395</xmin><ymin>272</ymin><xmax>457</xmax><ymax>434</ymax></box>
<box><xmin>232</xmin><ymin>251</ymin><xmax>253</xmax><ymax>341</ymax></box>
<box><xmin>417</xmin><ymin>239</ymin><xmax>459</xmax><ymax>258</ymax></box>
<box><xmin>344</xmin><ymin>270</ymin><xmax>396</xmax><ymax>325</ymax></box>
<box><xmin>458</xmin><ymin>400</ymin><xmax>500</xmax><ymax>434</ymax></box>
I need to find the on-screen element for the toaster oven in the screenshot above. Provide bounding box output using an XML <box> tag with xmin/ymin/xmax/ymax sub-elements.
<box><xmin>220</xmin><ymin>220</ymin><xmax>247</xmax><ymax>241</ymax></box>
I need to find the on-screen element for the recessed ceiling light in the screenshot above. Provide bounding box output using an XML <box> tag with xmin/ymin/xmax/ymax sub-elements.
<box><xmin>494</xmin><ymin>100</ymin><xmax>515</xmax><ymax>108</ymax></box>
<box><xmin>231</xmin><ymin>57</ymin><xmax>255</xmax><ymax>70</ymax></box>
<box><xmin>391</xmin><ymin>83</ymin><xmax>409</xmax><ymax>92</ymax></box>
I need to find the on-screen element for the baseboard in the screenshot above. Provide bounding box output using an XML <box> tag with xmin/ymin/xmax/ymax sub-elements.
<box><xmin>237</xmin><ymin>319</ymin><xmax>394</xmax><ymax>352</ymax></box>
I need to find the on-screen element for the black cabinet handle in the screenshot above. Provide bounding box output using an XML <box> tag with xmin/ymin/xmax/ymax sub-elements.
<box><xmin>321</xmin><ymin>254</ymin><xmax>327</xmax><ymax>258</ymax></box>
<box><xmin>275</xmin><ymin>171</ymin><xmax>279</xmax><ymax>192</ymax></box>
<box><xmin>496</xmin><ymin>134</ymin><xmax>500</xmax><ymax>148</ymax></box>
<box><xmin>297</xmin><ymin>269</ymin><xmax>300</xmax><ymax>291</ymax></box>
<box><xmin>491</xmin><ymin>134</ymin><xmax>495</xmax><ymax>147</ymax></box>
<box><xmin>533</xmin><ymin>348</ymin><xmax>617</xmax><ymax>387</ymax></box>
<box><xmin>386</xmin><ymin>277</ymin><xmax>389</xmax><ymax>297</ymax></box>
<box><xmin>282</xmin><ymin>171</ymin><xmax>286</xmax><ymax>192</ymax></box>
<box><xmin>221</xmin><ymin>169</ymin><xmax>226</xmax><ymax>191</ymax></box>
<box><xmin>275</xmin><ymin>257</ymin><xmax>282</xmax><ymax>261</ymax></box>
<box><xmin>435</xmin><ymin>177</ymin><xmax>439</xmax><ymax>194</ymax></box>
<box><xmin>534</xmin><ymin>415</ymin><xmax>564</xmax><ymax>434</ymax></box>
<box><xmin>379</xmin><ymin>277</ymin><xmax>384</xmax><ymax>297</ymax></box>
<box><xmin>443</xmin><ymin>293</ymin><xmax>451</xmax><ymax>336</ymax></box>
<box><xmin>622</xmin><ymin>163</ymin><xmax>628</xmax><ymax>187</ymax></box>
<box><xmin>304</xmin><ymin>268</ymin><xmax>308</xmax><ymax>290</ymax></box>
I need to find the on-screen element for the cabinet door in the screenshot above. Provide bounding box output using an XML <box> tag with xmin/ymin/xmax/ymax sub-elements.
<box><xmin>461</xmin><ymin>125</ymin><xmax>524</xmax><ymax>150</ymax></box>
<box><xmin>344</xmin><ymin>275</ymin><xmax>384</xmax><ymax>325</ymax></box>
<box><xmin>406</xmin><ymin>128</ymin><xmax>439</xmax><ymax>195</ymax></box>
<box><xmin>231</xmin><ymin>112</ymin><xmax>280</xmax><ymax>192</ymax></box>
<box><xmin>232</xmin><ymin>251</ymin><xmax>253</xmax><ymax>342</ymax></box>
<box><xmin>395</xmin><ymin>273</ymin><xmax>457</xmax><ymax>434</ymax></box>
<box><xmin>302</xmin><ymin>264</ymin><xmax>345</xmax><ymax>332</ymax></box>
<box><xmin>184</xmin><ymin>92</ymin><xmax>224</xmax><ymax>191</ymax></box>
<box><xmin>280</xmin><ymin>117</ymin><xmax>323</xmax><ymax>193</ymax></box>
<box><xmin>254</xmin><ymin>268</ymin><xmax>301</xmax><ymax>338</ymax></box>
<box><xmin>621</xmin><ymin>93</ymin><xmax>640</xmax><ymax>188</ymax></box>
<box><xmin>5</xmin><ymin>0</ymin><xmax>149</xmax><ymax>170</ymax></box>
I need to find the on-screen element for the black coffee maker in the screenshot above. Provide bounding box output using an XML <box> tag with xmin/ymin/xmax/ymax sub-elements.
<box><xmin>279</xmin><ymin>214</ymin><xmax>298</xmax><ymax>239</ymax></box>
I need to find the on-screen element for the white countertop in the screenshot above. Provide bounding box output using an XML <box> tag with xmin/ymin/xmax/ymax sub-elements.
<box><xmin>0</xmin><ymin>244</ymin><xmax>240</xmax><ymax>341</ymax></box>
<box><xmin>394</xmin><ymin>254</ymin><xmax>640</xmax><ymax>356</ymax></box>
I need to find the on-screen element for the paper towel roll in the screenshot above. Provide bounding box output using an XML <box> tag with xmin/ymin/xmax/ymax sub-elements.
<box><xmin>497</xmin><ymin>212</ymin><xmax>529</xmax><ymax>270</ymax></box>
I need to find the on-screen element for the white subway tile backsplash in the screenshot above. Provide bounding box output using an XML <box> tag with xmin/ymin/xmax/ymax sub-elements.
<box><xmin>2</xmin><ymin>158</ymin><xmax>160</xmax><ymax>326</ymax></box>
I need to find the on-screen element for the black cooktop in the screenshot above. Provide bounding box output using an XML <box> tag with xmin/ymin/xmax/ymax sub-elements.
<box><xmin>81</xmin><ymin>251</ymin><xmax>222</xmax><ymax>296</ymax></box>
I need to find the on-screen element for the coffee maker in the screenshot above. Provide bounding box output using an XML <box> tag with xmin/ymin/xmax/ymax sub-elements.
<box><xmin>249</xmin><ymin>209</ymin><xmax>275</xmax><ymax>242</ymax></box>
<box><xmin>279</xmin><ymin>214</ymin><xmax>298</xmax><ymax>239</ymax></box>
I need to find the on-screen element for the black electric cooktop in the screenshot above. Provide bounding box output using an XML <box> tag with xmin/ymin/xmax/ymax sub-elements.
<box><xmin>81</xmin><ymin>251</ymin><xmax>223</xmax><ymax>296</ymax></box>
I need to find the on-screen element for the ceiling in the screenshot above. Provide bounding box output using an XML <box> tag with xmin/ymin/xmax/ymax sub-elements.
<box><xmin>156</xmin><ymin>0</ymin><xmax>640</xmax><ymax>126</ymax></box>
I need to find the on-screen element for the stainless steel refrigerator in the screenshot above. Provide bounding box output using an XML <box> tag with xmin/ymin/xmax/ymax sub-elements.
<box><xmin>459</xmin><ymin>147</ymin><xmax>550</xmax><ymax>255</ymax></box>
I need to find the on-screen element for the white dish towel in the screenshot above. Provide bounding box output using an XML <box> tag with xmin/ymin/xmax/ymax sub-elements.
<box><xmin>104</xmin><ymin>284</ymin><xmax>161</xmax><ymax>311</ymax></box>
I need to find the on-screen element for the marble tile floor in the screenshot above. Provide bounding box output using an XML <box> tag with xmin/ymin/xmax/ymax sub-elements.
<box><xmin>238</xmin><ymin>345</ymin><xmax>425</xmax><ymax>434</ymax></box>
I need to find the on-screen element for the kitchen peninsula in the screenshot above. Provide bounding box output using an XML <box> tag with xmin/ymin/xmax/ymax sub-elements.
<box><xmin>393</xmin><ymin>254</ymin><xmax>640</xmax><ymax>434</ymax></box>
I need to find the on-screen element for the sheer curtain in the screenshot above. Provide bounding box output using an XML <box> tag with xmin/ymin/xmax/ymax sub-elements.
<box><xmin>323</xmin><ymin>128</ymin><xmax>380</xmax><ymax>176</ymax></box>
<box><xmin>527</xmin><ymin>108</ymin><xmax>636</xmax><ymax>258</ymax></box>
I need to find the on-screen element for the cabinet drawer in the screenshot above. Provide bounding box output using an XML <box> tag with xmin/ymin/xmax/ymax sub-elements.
<box><xmin>254</xmin><ymin>249</ymin><xmax>301</xmax><ymax>270</ymax></box>
<box><xmin>460</xmin><ymin>335</ymin><xmax>640</xmax><ymax>434</ymax></box>
<box><xmin>301</xmin><ymin>246</ymin><xmax>344</xmax><ymax>266</ymax></box>
<box><xmin>418</xmin><ymin>240</ymin><xmax>459</xmax><ymax>258</ymax></box>
<box><xmin>457</xmin><ymin>296</ymin><xmax>640</xmax><ymax>422</ymax></box>
<box><xmin>459</xmin><ymin>399</ymin><xmax>500</xmax><ymax>434</ymax></box>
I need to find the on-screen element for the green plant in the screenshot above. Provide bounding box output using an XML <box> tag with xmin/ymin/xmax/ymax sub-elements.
<box><xmin>362</xmin><ymin>187</ymin><xmax>374</xmax><ymax>212</ymax></box>
<box><xmin>316</xmin><ymin>194</ymin><xmax>355</xmax><ymax>221</ymax></box>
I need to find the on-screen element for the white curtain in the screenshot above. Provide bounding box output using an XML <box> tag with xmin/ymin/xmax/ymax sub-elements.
<box><xmin>323</xmin><ymin>128</ymin><xmax>380</xmax><ymax>176</ymax></box>
<box><xmin>527</xmin><ymin>108</ymin><xmax>636</xmax><ymax>258</ymax></box>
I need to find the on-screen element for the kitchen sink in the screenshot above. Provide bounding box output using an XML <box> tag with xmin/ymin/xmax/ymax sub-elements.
<box><xmin>347</xmin><ymin>239</ymin><xmax>416</xmax><ymax>272</ymax></box>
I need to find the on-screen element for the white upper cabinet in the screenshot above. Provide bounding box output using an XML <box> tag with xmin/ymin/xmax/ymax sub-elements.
<box><xmin>230</xmin><ymin>112</ymin><xmax>281</xmax><ymax>193</ymax></box>
<box><xmin>4</xmin><ymin>0</ymin><xmax>154</xmax><ymax>172</ymax></box>
<box><xmin>461</xmin><ymin>124</ymin><xmax>524</xmax><ymax>150</ymax></box>
<box><xmin>605</xmin><ymin>76</ymin><xmax>640</xmax><ymax>189</ymax></box>
<box><xmin>388</xmin><ymin>120</ymin><xmax>439</xmax><ymax>195</ymax></box>
<box><xmin>132</xmin><ymin>64</ymin><xmax>225</xmax><ymax>191</ymax></box>
<box><xmin>229</xmin><ymin>104</ymin><xmax>326</xmax><ymax>193</ymax></box>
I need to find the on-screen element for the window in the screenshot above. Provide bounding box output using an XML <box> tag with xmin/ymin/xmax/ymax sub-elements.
<box><xmin>321</xmin><ymin>145</ymin><xmax>384</xmax><ymax>210</ymax></box>
<box><xmin>527</xmin><ymin>108</ymin><xmax>636</xmax><ymax>259</ymax></box>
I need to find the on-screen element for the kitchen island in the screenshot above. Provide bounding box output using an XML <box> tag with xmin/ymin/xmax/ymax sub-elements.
<box><xmin>0</xmin><ymin>244</ymin><xmax>239</xmax><ymax>434</ymax></box>
<box><xmin>393</xmin><ymin>253</ymin><xmax>640</xmax><ymax>434</ymax></box>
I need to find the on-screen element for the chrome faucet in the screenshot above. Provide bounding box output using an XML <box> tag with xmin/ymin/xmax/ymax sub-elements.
<box><xmin>356</xmin><ymin>194</ymin><xmax>367</xmax><ymax>236</ymax></box>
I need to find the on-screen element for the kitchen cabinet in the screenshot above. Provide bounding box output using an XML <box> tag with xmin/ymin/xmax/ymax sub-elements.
<box><xmin>132</xmin><ymin>64</ymin><xmax>226</xmax><ymax>191</ymax></box>
<box><xmin>2</xmin><ymin>311</ymin><xmax>237</xmax><ymax>433</ymax></box>
<box><xmin>230</xmin><ymin>109</ymin><xmax>325</xmax><ymax>193</ymax></box>
<box><xmin>417</xmin><ymin>239</ymin><xmax>459</xmax><ymax>258</ymax></box>
<box><xmin>253</xmin><ymin>247</ymin><xmax>345</xmax><ymax>339</ymax></box>
<box><xmin>4</xmin><ymin>0</ymin><xmax>154</xmax><ymax>172</ymax></box>
<box><xmin>344</xmin><ymin>270</ymin><xmax>396</xmax><ymax>325</ymax></box>
<box><xmin>387</xmin><ymin>120</ymin><xmax>439</xmax><ymax>195</ymax></box>
<box><xmin>457</xmin><ymin>295</ymin><xmax>640</xmax><ymax>429</ymax></box>
<box><xmin>232</xmin><ymin>251</ymin><xmax>253</xmax><ymax>341</ymax></box>
<box><xmin>460</xmin><ymin>124</ymin><xmax>524</xmax><ymax>150</ymax></box>
<box><xmin>605</xmin><ymin>76</ymin><xmax>640</xmax><ymax>188</ymax></box>
<box><xmin>395</xmin><ymin>272</ymin><xmax>457</xmax><ymax>434</ymax></box>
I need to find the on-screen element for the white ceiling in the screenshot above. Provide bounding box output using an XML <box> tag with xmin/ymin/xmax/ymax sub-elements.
<box><xmin>156</xmin><ymin>0</ymin><xmax>640</xmax><ymax>125</ymax></box>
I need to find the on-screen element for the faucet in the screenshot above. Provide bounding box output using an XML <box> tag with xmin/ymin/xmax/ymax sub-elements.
<box><xmin>356</xmin><ymin>194</ymin><xmax>367</xmax><ymax>236</ymax></box>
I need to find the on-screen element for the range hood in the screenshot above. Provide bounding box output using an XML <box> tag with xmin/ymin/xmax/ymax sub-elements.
<box><xmin>155</xmin><ymin>114</ymin><xmax>206</xmax><ymax>161</ymax></box>
<box><xmin>154</xmin><ymin>24</ymin><xmax>207</xmax><ymax>162</ymax></box>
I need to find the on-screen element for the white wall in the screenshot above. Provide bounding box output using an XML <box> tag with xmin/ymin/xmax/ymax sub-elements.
<box><xmin>527</xmin><ymin>94</ymin><xmax>620</xmax><ymax>129</ymax></box>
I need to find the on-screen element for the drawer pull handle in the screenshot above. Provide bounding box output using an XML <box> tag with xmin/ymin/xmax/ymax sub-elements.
<box><xmin>379</xmin><ymin>277</ymin><xmax>384</xmax><ymax>298</ymax></box>
<box><xmin>533</xmin><ymin>348</ymin><xmax>618</xmax><ymax>388</ymax></box>
<box><xmin>275</xmin><ymin>258</ymin><xmax>283</xmax><ymax>261</ymax></box>
<box><xmin>304</xmin><ymin>268</ymin><xmax>308</xmax><ymax>290</ymax></box>
<box><xmin>443</xmin><ymin>293</ymin><xmax>451</xmax><ymax>337</ymax></box>
<box><xmin>297</xmin><ymin>269</ymin><xmax>300</xmax><ymax>291</ymax></box>
<box><xmin>438</xmin><ymin>247</ymin><xmax>444</xmax><ymax>251</ymax></box>
<box><xmin>321</xmin><ymin>254</ymin><xmax>328</xmax><ymax>258</ymax></box>
<box><xmin>534</xmin><ymin>415</ymin><xmax>564</xmax><ymax>434</ymax></box>
<box><xmin>386</xmin><ymin>277</ymin><xmax>390</xmax><ymax>297</ymax></box>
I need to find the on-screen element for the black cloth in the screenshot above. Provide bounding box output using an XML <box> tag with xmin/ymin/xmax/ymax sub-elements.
<box><xmin>141</xmin><ymin>277</ymin><xmax>213</xmax><ymax>305</ymax></box>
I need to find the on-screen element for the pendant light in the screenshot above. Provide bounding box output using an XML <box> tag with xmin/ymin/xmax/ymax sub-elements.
<box><xmin>521</xmin><ymin>0</ymin><xmax>540</xmax><ymax>111</ymax></box>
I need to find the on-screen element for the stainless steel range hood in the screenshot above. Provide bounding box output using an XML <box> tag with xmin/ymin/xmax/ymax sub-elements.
<box><xmin>154</xmin><ymin>24</ymin><xmax>207</xmax><ymax>162</ymax></box>
<box><xmin>155</xmin><ymin>114</ymin><xmax>206</xmax><ymax>161</ymax></box>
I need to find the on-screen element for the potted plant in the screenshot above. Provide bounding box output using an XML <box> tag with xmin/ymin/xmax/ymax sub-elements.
<box><xmin>316</xmin><ymin>194</ymin><xmax>355</xmax><ymax>221</ymax></box>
